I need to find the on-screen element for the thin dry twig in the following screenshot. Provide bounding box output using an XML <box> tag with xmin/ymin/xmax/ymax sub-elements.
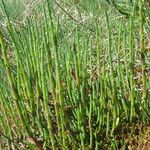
<box><xmin>54</xmin><ymin>0</ymin><xmax>79</xmax><ymax>23</ymax></box>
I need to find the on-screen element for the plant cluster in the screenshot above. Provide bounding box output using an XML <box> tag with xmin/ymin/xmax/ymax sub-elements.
<box><xmin>0</xmin><ymin>0</ymin><xmax>150</xmax><ymax>149</ymax></box>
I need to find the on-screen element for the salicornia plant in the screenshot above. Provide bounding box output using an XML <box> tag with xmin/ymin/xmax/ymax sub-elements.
<box><xmin>0</xmin><ymin>0</ymin><xmax>150</xmax><ymax>149</ymax></box>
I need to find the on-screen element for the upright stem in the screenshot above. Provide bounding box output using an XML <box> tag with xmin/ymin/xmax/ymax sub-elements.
<box><xmin>139</xmin><ymin>0</ymin><xmax>147</xmax><ymax>101</ymax></box>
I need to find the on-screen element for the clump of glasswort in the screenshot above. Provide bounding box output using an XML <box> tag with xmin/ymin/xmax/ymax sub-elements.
<box><xmin>0</xmin><ymin>0</ymin><xmax>150</xmax><ymax>149</ymax></box>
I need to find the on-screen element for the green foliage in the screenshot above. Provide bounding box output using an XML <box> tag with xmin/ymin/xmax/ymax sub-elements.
<box><xmin>0</xmin><ymin>0</ymin><xmax>150</xmax><ymax>149</ymax></box>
